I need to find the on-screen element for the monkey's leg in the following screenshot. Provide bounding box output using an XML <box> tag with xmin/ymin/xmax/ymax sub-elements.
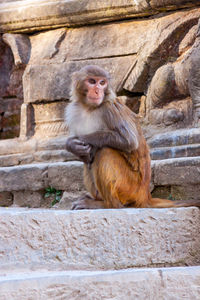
<box><xmin>92</xmin><ymin>148</ymin><xmax>150</xmax><ymax>208</ymax></box>
<box><xmin>71</xmin><ymin>164</ymin><xmax>104</xmax><ymax>210</ymax></box>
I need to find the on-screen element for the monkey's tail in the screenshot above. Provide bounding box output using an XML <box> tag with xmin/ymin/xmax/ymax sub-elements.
<box><xmin>149</xmin><ymin>197</ymin><xmax>200</xmax><ymax>208</ymax></box>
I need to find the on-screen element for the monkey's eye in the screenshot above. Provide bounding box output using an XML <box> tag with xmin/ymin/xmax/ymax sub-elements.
<box><xmin>100</xmin><ymin>80</ymin><xmax>106</xmax><ymax>86</ymax></box>
<box><xmin>88</xmin><ymin>78</ymin><xmax>96</xmax><ymax>84</ymax></box>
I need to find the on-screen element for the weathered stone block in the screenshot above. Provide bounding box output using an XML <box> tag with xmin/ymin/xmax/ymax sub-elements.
<box><xmin>33</xmin><ymin>101</ymin><xmax>68</xmax><ymax>138</ymax></box>
<box><xmin>48</xmin><ymin>161</ymin><xmax>84</xmax><ymax>191</ymax></box>
<box><xmin>0</xmin><ymin>0</ymin><xmax>198</xmax><ymax>33</ymax></box>
<box><xmin>36</xmin><ymin>136</ymin><xmax>67</xmax><ymax>151</ymax></box>
<box><xmin>33</xmin><ymin>150</ymin><xmax>73</xmax><ymax>164</ymax></box>
<box><xmin>150</xmin><ymin>144</ymin><xmax>200</xmax><ymax>160</ymax></box>
<box><xmin>0</xmin><ymin>192</ymin><xmax>13</xmax><ymax>206</ymax></box>
<box><xmin>0</xmin><ymin>161</ymin><xmax>84</xmax><ymax>192</ymax></box>
<box><xmin>0</xmin><ymin>267</ymin><xmax>200</xmax><ymax>300</ymax></box>
<box><xmin>150</xmin><ymin>0</ymin><xmax>199</xmax><ymax>8</ymax></box>
<box><xmin>20</xmin><ymin>103</ymin><xmax>34</xmax><ymax>138</ymax></box>
<box><xmin>171</xmin><ymin>185</ymin><xmax>200</xmax><ymax>201</ymax></box>
<box><xmin>153</xmin><ymin>157</ymin><xmax>200</xmax><ymax>186</ymax></box>
<box><xmin>148</xmin><ymin>128</ymin><xmax>200</xmax><ymax>148</ymax></box>
<box><xmin>0</xmin><ymin>164</ymin><xmax>48</xmax><ymax>192</ymax></box>
<box><xmin>23</xmin><ymin>57</ymin><xmax>134</xmax><ymax>102</ymax></box>
<box><xmin>54</xmin><ymin>191</ymin><xmax>85</xmax><ymax>210</ymax></box>
<box><xmin>0</xmin><ymin>138</ymin><xmax>37</xmax><ymax>156</ymax></box>
<box><xmin>0</xmin><ymin>207</ymin><xmax>199</xmax><ymax>273</ymax></box>
<box><xmin>13</xmin><ymin>191</ymin><xmax>44</xmax><ymax>208</ymax></box>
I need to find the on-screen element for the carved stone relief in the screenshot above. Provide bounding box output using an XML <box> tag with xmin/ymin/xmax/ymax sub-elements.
<box><xmin>13</xmin><ymin>7</ymin><xmax>200</xmax><ymax>139</ymax></box>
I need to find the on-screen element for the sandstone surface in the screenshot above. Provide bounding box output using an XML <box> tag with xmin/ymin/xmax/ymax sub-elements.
<box><xmin>0</xmin><ymin>161</ymin><xmax>84</xmax><ymax>192</ymax></box>
<box><xmin>0</xmin><ymin>0</ymin><xmax>199</xmax><ymax>33</ymax></box>
<box><xmin>0</xmin><ymin>267</ymin><xmax>200</xmax><ymax>300</ymax></box>
<box><xmin>0</xmin><ymin>207</ymin><xmax>199</xmax><ymax>273</ymax></box>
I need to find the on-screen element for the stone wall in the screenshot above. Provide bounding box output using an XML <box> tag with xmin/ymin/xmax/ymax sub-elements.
<box><xmin>0</xmin><ymin>1</ymin><xmax>200</xmax><ymax>141</ymax></box>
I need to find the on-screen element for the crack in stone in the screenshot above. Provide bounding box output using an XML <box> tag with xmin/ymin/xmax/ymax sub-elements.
<box><xmin>71</xmin><ymin>53</ymin><xmax>136</xmax><ymax>61</ymax></box>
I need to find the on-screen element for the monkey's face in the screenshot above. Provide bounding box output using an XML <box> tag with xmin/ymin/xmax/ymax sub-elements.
<box><xmin>84</xmin><ymin>76</ymin><xmax>108</xmax><ymax>107</ymax></box>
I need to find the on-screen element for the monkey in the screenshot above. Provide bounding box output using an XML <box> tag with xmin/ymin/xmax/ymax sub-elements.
<box><xmin>65</xmin><ymin>65</ymin><xmax>200</xmax><ymax>209</ymax></box>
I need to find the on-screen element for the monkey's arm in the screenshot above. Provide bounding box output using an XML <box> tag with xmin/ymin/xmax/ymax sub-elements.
<box><xmin>79</xmin><ymin>130</ymin><xmax>136</xmax><ymax>153</ymax></box>
<box><xmin>79</xmin><ymin>101</ymin><xmax>139</xmax><ymax>153</ymax></box>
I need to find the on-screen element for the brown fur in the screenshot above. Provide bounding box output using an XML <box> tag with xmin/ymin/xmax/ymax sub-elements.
<box><xmin>66</xmin><ymin>65</ymin><xmax>200</xmax><ymax>209</ymax></box>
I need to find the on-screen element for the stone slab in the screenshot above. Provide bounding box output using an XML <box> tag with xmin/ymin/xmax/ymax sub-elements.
<box><xmin>13</xmin><ymin>191</ymin><xmax>44</xmax><ymax>208</ymax></box>
<box><xmin>0</xmin><ymin>0</ymin><xmax>198</xmax><ymax>33</ymax></box>
<box><xmin>0</xmin><ymin>163</ymin><xmax>48</xmax><ymax>192</ymax></box>
<box><xmin>0</xmin><ymin>192</ymin><xmax>13</xmax><ymax>206</ymax></box>
<box><xmin>148</xmin><ymin>128</ymin><xmax>200</xmax><ymax>148</ymax></box>
<box><xmin>153</xmin><ymin>156</ymin><xmax>200</xmax><ymax>185</ymax></box>
<box><xmin>0</xmin><ymin>161</ymin><xmax>84</xmax><ymax>192</ymax></box>
<box><xmin>48</xmin><ymin>162</ymin><xmax>84</xmax><ymax>191</ymax></box>
<box><xmin>23</xmin><ymin>8</ymin><xmax>200</xmax><ymax>102</ymax></box>
<box><xmin>0</xmin><ymin>136</ymin><xmax>75</xmax><ymax>166</ymax></box>
<box><xmin>150</xmin><ymin>143</ymin><xmax>200</xmax><ymax>160</ymax></box>
<box><xmin>23</xmin><ymin>57</ymin><xmax>134</xmax><ymax>102</ymax></box>
<box><xmin>0</xmin><ymin>137</ymin><xmax>37</xmax><ymax>156</ymax></box>
<box><xmin>0</xmin><ymin>150</ymin><xmax>75</xmax><ymax>167</ymax></box>
<box><xmin>0</xmin><ymin>266</ymin><xmax>200</xmax><ymax>300</ymax></box>
<box><xmin>0</xmin><ymin>155</ymin><xmax>200</xmax><ymax>195</ymax></box>
<box><xmin>0</xmin><ymin>207</ymin><xmax>199</xmax><ymax>273</ymax></box>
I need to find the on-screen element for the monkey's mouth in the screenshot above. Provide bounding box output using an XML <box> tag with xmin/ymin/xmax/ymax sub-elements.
<box><xmin>88</xmin><ymin>97</ymin><xmax>103</xmax><ymax>105</ymax></box>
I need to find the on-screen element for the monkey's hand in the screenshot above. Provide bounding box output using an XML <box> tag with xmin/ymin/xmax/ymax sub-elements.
<box><xmin>66</xmin><ymin>136</ymin><xmax>92</xmax><ymax>164</ymax></box>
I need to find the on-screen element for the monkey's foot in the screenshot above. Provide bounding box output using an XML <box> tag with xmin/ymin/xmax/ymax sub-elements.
<box><xmin>71</xmin><ymin>195</ymin><xmax>104</xmax><ymax>210</ymax></box>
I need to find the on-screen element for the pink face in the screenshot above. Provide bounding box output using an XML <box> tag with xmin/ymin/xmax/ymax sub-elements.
<box><xmin>84</xmin><ymin>76</ymin><xmax>108</xmax><ymax>106</ymax></box>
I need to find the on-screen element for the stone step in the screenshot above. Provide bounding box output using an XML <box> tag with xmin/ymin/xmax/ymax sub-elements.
<box><xmin>0</xmin><ymin>161</ymin><xmax>85</xmax><ymax>208</ymax></box>
<box><xmin>150</xmin><ymin>143</ymin><xmax>200</xmax><ymax>160</ymax></box>
<box><xmin>0</xmin><ymin>161</ymin><xmax>84</xmax><ymax>193</ymax></box>
<box><xmin>1</xmin><ymin>156</ymin><xmax>200</xmax><ymax>194</ymax></box>
<box><xmin>0</xmin><ymin>136</ymin><xmax>76</xmax><ymax>167</ymax></box>
<box><xmin>1</xmin><ymin>158</ymin><xmax>200</xmax><ymax>207</ymax></box>
<box><xmin>152</xmin><ymin>156</ymin><xmax>200</xmax><ymax>186</ymax></box>
<box><xmin>0</xmin><ymin>149</ymin><xmax>76</xmax><ymax>168</ymax></box>
<box><xmin>1</xmin><ymin>266</ymin><xmax>200</xmax><ymax>299</ymax></box>
<box><xmin>148</xmin><ymin>128</ymin><xmax>200</xmax><ymax>148</ymax></box>
<box><xmin>0</xmin><ymin>207</ymin><xmax>199</xmax><ymax>273</ymax></box>
<box><xmin>1</xmin><ymin>129</ymin><xmax>200</xmax><ymax>167</ymax></box>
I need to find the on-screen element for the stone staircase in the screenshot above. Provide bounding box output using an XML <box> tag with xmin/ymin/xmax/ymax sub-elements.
<box><xmin>0</xmin><ymin>207</ymin><xmax>200</xmax><ymax>299</ymax></box>
<box><xmin>149</xmin><ymin>128</ymin><xmax>200</xmax><ymax>160</ymax></box>
<box><xmin>0</xmin><ymin>128</ymin><xmax>200</xmax><ymax>299</ymax></box>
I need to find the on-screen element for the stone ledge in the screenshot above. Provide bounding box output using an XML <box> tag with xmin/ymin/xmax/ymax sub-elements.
<box><xmin>1</xmin><ymin>156</ymin><xmax>200</xmax><ymax>194</ymax></box>
<box><xmin>0</xmin><ymin>0</ymin><xmax>199</xmax><ymax>33</ymax></box>
<box><xmin>0</xmin><ymin>136</ymin><xmax>68</xmax><ymax>156</ymax></box>
<box><xmin>0</xmin><ymin>136</ymin><xmax>77</xmax><ymax>167</ymax></box>
<box><xmin>0</xmin><ymin>266</ymin><xmax>200</xmax><ymax>299</ymax></box>
<box><xmin>150</xmin><ymin>143</ymin><xmax>200</xmax><ymax>160</ymax></box>
<box><xmin>152</xmin><ymin>156</ymin><xmax>200</xmax><ymax>185</ymax></box>
<box><xmin>0</xmin><ymin>161</ymin><xmax>84</xmax><ymax>192</ymax></box>
<box><xmin>0</xmin><ymin>207</ymin><xmax>199</xmax><ymax>272</ymax></box>
<box><xmin>0</xmin><ymin>150</ymin><xmax>76</xmax><ymax>167</ymax></box>
<box><xmin>148</xmin><ymin>128</ymin><xmax>200</xmax><ymax>148</ymax></box>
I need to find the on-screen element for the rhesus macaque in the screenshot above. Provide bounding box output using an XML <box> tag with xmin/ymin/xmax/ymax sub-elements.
<box><xmin>65</xmin><ymin>65</ymin><xmax>200</xmax><ymax>209</ymax></box>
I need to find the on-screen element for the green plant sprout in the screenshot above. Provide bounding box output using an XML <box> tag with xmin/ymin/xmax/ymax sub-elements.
<box><xmin>44</xmin><ymin>186</ymin><xmax>62</xmax><ymax>206</ymax></box>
